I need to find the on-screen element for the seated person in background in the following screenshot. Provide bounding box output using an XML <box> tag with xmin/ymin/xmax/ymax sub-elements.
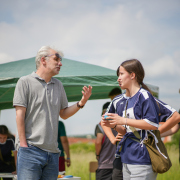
<box><xmin>0</xmin><ymin>125</ymin><xmax>17</xmax><ymax>180</ymax></box>
<box><xmin>95</xmin><ymin>102</ymin><xmax>118</xmax><ymax>180</ymax></box>
<box><xmin>58</xmin><ymin>121</ymin><xmax>71</xmax><ymax>172</ymax></box>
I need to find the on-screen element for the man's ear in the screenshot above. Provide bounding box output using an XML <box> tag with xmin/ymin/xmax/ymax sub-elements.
<box><xmin>41</xmin><ymin>57</ymin><xmax>46</xmax><ymax>65</ymax></box>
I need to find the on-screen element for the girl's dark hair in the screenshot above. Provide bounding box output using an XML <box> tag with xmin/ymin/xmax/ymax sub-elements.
<box><xmin>0</xmin><ymin>125</ymin><xmax>9</xmax><ymax>136</ymax></box>
<box><xmin>117</xmin><ymin>59</ymin><xmax>152</xmax><ymax>94</ymax></box>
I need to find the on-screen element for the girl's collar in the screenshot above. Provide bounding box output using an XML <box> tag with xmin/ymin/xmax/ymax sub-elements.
<box><xmin>129</xmin><ymin>87</ymin><xmax>141</xmax><ymax>99</ymax></box>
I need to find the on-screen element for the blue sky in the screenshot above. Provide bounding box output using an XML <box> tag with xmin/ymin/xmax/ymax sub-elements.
<box><xmin>0</xmin><ymin>0</ymin><xmax>180</xmax><ymax>136</ymax></box>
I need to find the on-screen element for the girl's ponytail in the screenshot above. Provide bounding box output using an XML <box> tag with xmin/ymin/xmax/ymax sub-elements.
<box><xmin>141</xmin><ymin>82</ymin><xmax>153</xmax><ymax>95</ymax></box>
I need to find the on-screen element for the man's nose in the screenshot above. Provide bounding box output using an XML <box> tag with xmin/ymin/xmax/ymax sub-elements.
<box><xmin>58</xmin><ymin>61</ymin><xmax>62</xmax><ymax>66</ymax></box>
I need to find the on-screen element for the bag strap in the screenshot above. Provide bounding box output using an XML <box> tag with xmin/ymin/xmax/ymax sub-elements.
<box><xmin>118</xmin><ymin>100</ymin><xmax>141</xmax><ymax>153</ymax></box>
<box><xmin>124</xmin><ymin>100</ymin><xmax>141</xmax><ymax>139</ymax></box>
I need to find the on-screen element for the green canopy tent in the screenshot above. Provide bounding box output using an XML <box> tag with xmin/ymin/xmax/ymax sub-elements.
<box><xmin>0</xmin><ymin>57</ymin><xmax>159</xmax><ymax>110</ymax></box>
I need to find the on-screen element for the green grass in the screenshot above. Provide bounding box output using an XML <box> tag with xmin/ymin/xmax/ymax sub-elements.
<box><xmin>65</xmin><ymin>142</ymin><xmax>180</xmax><ymax>180</ymax></box>
<box><xmin>65</xmin><ymin>151</ymin><xmax>97</xmax><ymax>180</ymax></box>
<box><xmin>157</xmin><ymin>130</ymin><xmax>180</xmax><ymax>180</ymax></box>
<box><xmin>65</xmin><ymin>143</ymin><xmax>96</xmax><ymax>180</ymax></box>
<box><xmin>157</xmin><ymin>145</ymin><xmax>180</xmax><ymax>180</ymax></box>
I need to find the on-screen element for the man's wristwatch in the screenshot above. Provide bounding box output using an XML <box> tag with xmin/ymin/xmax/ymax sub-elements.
<box><xmin>77</xmin><ymin>101</ymin><xmax>84</xmax><ymax>108</ymax></box>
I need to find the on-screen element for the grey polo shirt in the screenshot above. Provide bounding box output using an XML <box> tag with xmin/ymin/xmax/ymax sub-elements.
<box><xmin>13</xmin><ymin>72</ymin><xmax>68</xmax><ymax>153</ymax></box>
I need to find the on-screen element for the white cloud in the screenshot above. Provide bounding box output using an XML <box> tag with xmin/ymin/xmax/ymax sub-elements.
<box><xmin>146</xmin><ymin>56</ymin><xmax>177</xmax><ymax>77</ymax></box>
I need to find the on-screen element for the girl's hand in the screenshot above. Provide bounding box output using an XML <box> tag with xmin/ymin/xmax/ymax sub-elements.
<box><xmin>101</xmin><ymin>119</ymin><xmax>115</xmax><ymax>128</ymax></box>
<box><xmin>102</xmin><ymin>113</ymin><xmax>125</xmax><ymax>126</ymax></box>
<box><xmin>112</xmin><ymin>133</ymin><xmax>124</xmax><ymax>145</ymax></box>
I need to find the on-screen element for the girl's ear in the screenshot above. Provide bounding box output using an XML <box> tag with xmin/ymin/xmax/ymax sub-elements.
<box><xmin>130</xmin><ymin>72</ymin><xmax>136</xmax><ymax>80</ymax></box>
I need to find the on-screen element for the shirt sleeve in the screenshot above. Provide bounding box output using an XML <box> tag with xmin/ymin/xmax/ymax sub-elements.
<box><xmin>155</xmin><ymin>98</ymin><xmax>176</xmax><ymax>122</ymax></box>
<box><xmin>106</xmin><ymin>101</ymin><xmax>115</xmax><ymax>113</ymax></box>
<box><xmin>13</xmin><ymin>77</ymin><xmax>28</xmax><ymax>108</ymax></box>
<box><xmin>59</xmin><ymin>81</ymin><xmax>68</xmax><ymax>110</ymax></box>
<box><xmin>58</xmin><ymin>121</ymin><xmax>66</xmax><ymax>137</ymax></box>
<box><xmin>141</xmin><ymin>93</ymin><xmax>159</xmax><ymax>127</ymax></box>
<box><xmin>95</xmin><ymin>124</ymin><xmax>103</xmax><ymax>136</ymax></box>
<box><xmin>11</xmin><ymin>139</ymin><xmax>16</xmax><ymax>151</ymax></box>
<box><xmin>7</xmin><ymin>139</ymin><xmax>15</xmax><ymax>151</ymax></box>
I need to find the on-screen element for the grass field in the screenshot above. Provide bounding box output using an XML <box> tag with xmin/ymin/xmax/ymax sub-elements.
<box><xmin>65</xmin><ymin>143</ymin><xmax>180</xmax><ymax>180</ymax></box>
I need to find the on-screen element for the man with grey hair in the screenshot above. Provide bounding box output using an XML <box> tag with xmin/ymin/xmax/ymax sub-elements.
<box><xmin>13</xmin><ymin>46</ymin><xmax>92</xmax><ymax>180</ymax></box>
